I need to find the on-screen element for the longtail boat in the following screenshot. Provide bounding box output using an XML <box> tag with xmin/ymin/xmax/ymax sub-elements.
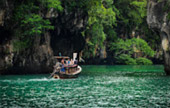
<box><xmin>49</xmin><ymin>55</ymin><xmax>82</xmax><ymax>79</ymax></box>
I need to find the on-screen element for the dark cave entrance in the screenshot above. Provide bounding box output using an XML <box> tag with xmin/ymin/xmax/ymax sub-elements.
<box><xmin>50</xmin><ymin>28</ymin><xmax>85</xmax><ymax>58</ymax></box>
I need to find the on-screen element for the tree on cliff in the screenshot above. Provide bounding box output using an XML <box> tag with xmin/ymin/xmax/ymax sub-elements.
<box><xmin>109</xmin><ymin>38</ymin><xmax>155</xmax><ymax>65</ymax></box>
<box><xmin>12</xmin><ymin>0</ymin><xmax>63</xmax><ymax>52</ymax></box>
<box><xmin>7</xmin><ymin>0</ymin><xmax>160</xmax><ymax>65</ymax></box>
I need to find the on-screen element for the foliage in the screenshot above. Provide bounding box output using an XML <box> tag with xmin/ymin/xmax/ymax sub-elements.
<box><xmin>110</xmin><ymin>38</ymin><xmax>155</xmax><ymax>57</ymax></box>
<box><xmin>115</xmin><ymin>54</ymin><xmax>137</xmax><ymax>65</ymax></box>
<box><xmin>84</xmin><ymin>23</ymin><xmax>106</xmax><ymax>57</ymax></box>
<box><xmin>87</xmin><ymin>2</ymin><xmax>116</xmax><ymax>26</ymax></box>
<box><xmin>83</xmin><ymin>0</ymin><xmax>116</xmax><ymax>58</ymax></box>
<box><xmin>21</xmin><ymin>14</ymin><xmax>54</xmax><ymax>36</ymax></box>
<box><xmin>13</xmin><ymin>39</ymin><xmax>31</xmax><ymax>52</ymax></box>
<box><xmin>116</xmin><ymin>55</ymin><xmax>153</xmax><ymax>65</ymax></box>
<box><xmin>109</xmin><ymin>38</ymin><xmax>155</xmax><ymax>65</ymax></box>
<box><xmin>12</xmin><ymin>0</ymin><xmax>63</xmax><ymax>51</ymax></box>
<box><xmin>105</xmin><ymin>26</ymin><xmax>117</xmax><ymax>42</ymax></box>
<box><xmin>136</xmin><ymin>57</ymin><xmax>153</xmax><ymax>65</ymax></box>
<box><xmin>141</xmin><ymin>23</ymin><xmax>161</xmax><ymax>50</ymax></box>
<box><xmin>167</xmin><ymin>13</ymin><xmax>170</xmax><ymax>20</ymax></box>
<box><xmin>163</xmin><ymin>0</ymin><xmax>170</xmax><ymax>21</ymax></box>
<box><xmin>41</xmin><ymin>0</ymin><xmax>63</xmax><ymax>11</ymax></box>
<box><xmin>9</xmin><ymin>0</ymin><xmax>160</xmax><ymax>64</ymax></box>
<box><xmin>131</xmin><ymin>38</ymin><xmax>155</xmax><ymax>57</ymax></box>
<box><xmin>82</xmin><ymin>0</ymin><xmax>158</xmax><ymax>60</ymax></box>
<box><xmin>114</xmin><ymin>0</ymin><xmax>147</xmax><ymax>36</ymax></box>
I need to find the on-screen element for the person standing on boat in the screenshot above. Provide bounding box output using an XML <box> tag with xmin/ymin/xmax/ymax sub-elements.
<box><xmin>60</xmin><ymin>58</ymin><xmax>66</xmax><ymax>73</ymax></box>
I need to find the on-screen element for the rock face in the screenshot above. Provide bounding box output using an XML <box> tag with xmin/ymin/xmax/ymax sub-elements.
<box><xmin>0</xmin><ymin>1</ymin><xmax>86</xmax><ymax>74</ymax></box>
<box><xmin>0</xmin><ymin>0</ymin><xmax>14</xmax><ymax>74</ymax></box>
<box><xmin>147</xmin><ymin>0</ymin><xmax>170</xmax><ymax>75</ymax></box>
<box><xmin>10</xmin><ymin>32</ymin><xmax>54</xmax><ymax>74</ymax></box>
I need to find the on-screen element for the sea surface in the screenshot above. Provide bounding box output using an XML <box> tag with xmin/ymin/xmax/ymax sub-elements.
<box><xmin>0</xmin><ymin>65</ymin><xmax>170</xmax><ymax>108</ymax></box>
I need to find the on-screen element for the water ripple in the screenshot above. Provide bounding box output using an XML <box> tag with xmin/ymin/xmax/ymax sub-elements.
<box><xmin>0</xmin><ymin>65</ymin><xmax>169</xmax><ymax>107</ymax></box>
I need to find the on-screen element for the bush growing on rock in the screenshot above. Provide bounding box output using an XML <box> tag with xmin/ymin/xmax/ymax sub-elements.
<box><xmin>136</xmin><ymin>57</ymin><xmax>153</xmax><ymax>65</ymax></box>
<box><xmin>109</xmin><ymin>38</ymin><xmax>155</xmax><ymax>65</ymax></box>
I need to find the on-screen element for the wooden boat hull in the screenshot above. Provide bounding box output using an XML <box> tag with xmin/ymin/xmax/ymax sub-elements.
<box><xmin>57</xmin><ymin>73</ymin><xmax>80</xmax><ymax>79</ymax></box>
<box><xmin>53</xmin><ymin>65</ymin><xmax>82</xmax><ymax>79</ymax></box>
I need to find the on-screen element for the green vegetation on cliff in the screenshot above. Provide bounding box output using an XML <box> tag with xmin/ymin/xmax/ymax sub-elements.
<box><xmin>109</xmin><ymin>38</ymin><xmax>155</xmax><ymax>65</ymax></box>
<box><xmin>12</xmin><ymin>0</ymin><xmax>63</xmax><ymax>52</ymax></box>
<box><xmin>83</xmin><ymin>0</ymin><xmax>116</xmax><ymax>58</ymax></box>
<box><xmin>82</xmin><ymin>0</ymin><xmax>159</xmax><ymax>64</ymax></box>
<box><xmin>9</xmin><ymin>0</ymin><xmax>161</xmax><ymax>65</ymax></box>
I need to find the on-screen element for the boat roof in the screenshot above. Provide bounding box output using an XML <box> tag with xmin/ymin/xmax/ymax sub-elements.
<box><xmin>53</xmin><ymin>56</ymin><xmax>70</xmax><ymax>59</ymax></box>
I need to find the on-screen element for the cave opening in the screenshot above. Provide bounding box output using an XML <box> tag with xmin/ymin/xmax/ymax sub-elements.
<box><xmin>50</xmin><ymin>28</ymin><xmax>85</xmax><ymax>58</ymax></box>
<box><xmin>0</xmin><ymin>26</ymin><xmax>12</xmax><ymax>44</ymax></box>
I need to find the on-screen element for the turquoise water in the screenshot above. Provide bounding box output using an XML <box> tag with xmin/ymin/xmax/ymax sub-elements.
<box><xmin>0</xmin><ymin>65</ymin><xmax>170</xmax><ymax>107</ymax></box>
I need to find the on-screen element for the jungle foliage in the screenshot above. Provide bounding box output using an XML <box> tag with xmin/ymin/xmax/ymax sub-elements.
<box><xmin>11</xmin><ymin>0</ymin><xmax>161</xmax><ymax>64</ymax></box>
<box><xmin>81</xmin><ymin>0</ymin><xmax>159</xmax><ymax>65</ymax></box>
<box><xmin>109</xmin><ymin>38</ymin><xmax>155</xmax><ymax>65</ymax></box>
<box><xmin>83</xmin><ymin>0</ymin><xmax>116</xmax><ymax>58</ymax></box>
<box><xmin>12</xmin><ymin>0</ymin><xmax>63</xmax><ymax>52</ymax></box>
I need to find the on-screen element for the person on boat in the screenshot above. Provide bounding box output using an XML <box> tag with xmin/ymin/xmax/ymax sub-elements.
<box><xmin>53</xmin><ymin>62</ymin><xmax>61</xmax><ymax>74</ymax></box>
<box><xmin>60</xmin><ymin>58</ymin><xmax>66</xmax><ymax>73</ymax></box>
<box><xmin>59</xmin><ymin>52</ymin><xmax>62</xmax><ymax>56</ymax></box>
<box><xmin>70</xmin><ymin>59</ymin><xmax>74</xmax><ymax>65</ymax></box>
<box><xmin>67</xmin><ymin>58</ymin><xmax>71</xmax><ymax>65</ymax></box>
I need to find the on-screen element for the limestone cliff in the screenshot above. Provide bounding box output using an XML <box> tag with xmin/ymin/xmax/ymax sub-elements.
<box><xmin>147</xmin><ymin>0</ymin><xmax>170</xmax><ymax>75</ymax></box>
<box><xmin>0</xmin><ymin>0</ymin><xmax>86</xmax><ymax>74</ymax></box>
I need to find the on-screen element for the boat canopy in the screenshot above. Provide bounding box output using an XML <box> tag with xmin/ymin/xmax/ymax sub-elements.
<box><xmin>53</xmin><ymin>56</ymin><xmax>70</xmax><ymax>59</ymax></box>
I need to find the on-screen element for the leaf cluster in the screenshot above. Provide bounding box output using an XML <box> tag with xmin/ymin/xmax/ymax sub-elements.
<box><xmin>12</xmin><ymin>0</ymin><xmax>63</xmax><ymax>51</ymax></box>
<box><xmin>83</xmin><ymin>0</ymin><xmax>117</xmax><ymax>58</ymax></box>
<box><xmin>109</xmin><ymin>38</ymin><xmax>155</xmax><ymax>65</ymax></box>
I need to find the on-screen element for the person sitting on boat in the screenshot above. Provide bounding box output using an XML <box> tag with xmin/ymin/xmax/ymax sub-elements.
<box><xmin>70</xmin><ymin>59</ymin><xmax>74</xmax><ymax>65</ymax></box>
<box><xmin>67</xmin><ymin>58</ymin><xmax>71</xmax><ymax>65</ymax></box>
<box><xmin>60</xmin><ymin>58</ymin><xmax>66</xmax><ymax>73</ymax></box>
<box><xmin>67</xmin><ymin>58</ymin><xmax>75</xmax><ymax>66</ymax></box>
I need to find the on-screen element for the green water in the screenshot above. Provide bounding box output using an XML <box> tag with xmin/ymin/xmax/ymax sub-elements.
<box><xmin>0</xmin><ymin>65</ymin><xmax>170</xmax><ymax>107</ymax></box>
